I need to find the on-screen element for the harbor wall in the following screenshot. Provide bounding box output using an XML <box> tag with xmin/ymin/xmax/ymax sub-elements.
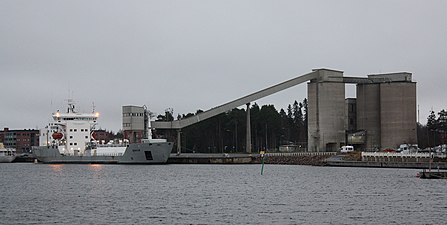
<box><xmin>327</xmin><ymin>161</ymin><xmax>447</xmax><ymax>169</ymax></box>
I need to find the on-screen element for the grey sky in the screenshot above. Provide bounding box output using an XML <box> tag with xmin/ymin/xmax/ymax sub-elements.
<box><xmin>1</xmin><ymin>0</ymin><xmax>446</xmax><ymax>132</ymax></box>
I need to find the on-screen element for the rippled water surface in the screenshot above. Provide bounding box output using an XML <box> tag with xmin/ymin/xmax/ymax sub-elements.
<box><xmin>1</xmin><ymin>163</ymin><xmax>446</xmax><ymax>224</ymax></box>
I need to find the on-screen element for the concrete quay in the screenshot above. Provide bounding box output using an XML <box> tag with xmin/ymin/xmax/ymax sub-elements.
<box><xmin>167</xmin><ymin>152</ymin><xmax>336</xmax><ymax>165</ymax></box>
<box><xmin>168</xmin><ymin>152</ymin><xmax>447</xmax><ymax>169</ymax></box>
<box><xmin>167</xmin><ymin>153</ymin><xmax>256</xmax><ymax>164</ymax></box>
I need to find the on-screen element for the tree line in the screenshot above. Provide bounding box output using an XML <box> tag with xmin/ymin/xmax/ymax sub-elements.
<box><xmin>154</xmin><ymin>99</ymin><xmax>309</xmax><ymax>153</ymax></box>
<box><xmin>418</xmin><ymin>109</ymin><xmax>447</xmax><ymax>148</ymax></box>
<box><xmin>109</xmin><ymin>104</ymin><xmax>445</xmax><ymax>151</ymax></box>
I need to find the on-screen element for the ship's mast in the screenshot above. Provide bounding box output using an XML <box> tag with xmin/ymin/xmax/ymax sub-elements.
<box><xmin>67</xmin><ymin>99</ymin><xmax>76</xmax><ymax>113</ymax></box>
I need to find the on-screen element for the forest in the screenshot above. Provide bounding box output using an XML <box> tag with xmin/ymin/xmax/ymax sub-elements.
<box><xmin>154</xmin><ymin>99</ymin><xmax>309</xmax><ymax>153</ymax></box>
<box><xmin>417</xmin><ymin>109</ymin><xmax>447</xmax><ymax>148</ymax></box>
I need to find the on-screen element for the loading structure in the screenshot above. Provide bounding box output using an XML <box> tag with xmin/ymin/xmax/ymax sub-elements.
<box><xmin>151</xmin><ymin>68</ymin><xmax>417</xmax><ymax>154</ymax></box>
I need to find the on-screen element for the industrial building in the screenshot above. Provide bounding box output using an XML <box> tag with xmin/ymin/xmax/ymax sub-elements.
<box><xmin>308</xmin><ymin>70</ymin><xmax>417</xmax><ymax>152</ymax></box>
<box><xmin>122</xmin><ymin>105</ymin><xmax>150</xmax><ymax>143</ymax></box>
<box><xmin>307</xmin><ymin>69</ymin><xmax>346</xmax><ymax>152</ymax></box>
<box><xmin>356</xmin><ymin>73</ymin><xmax>417</xmax><ymax>151</ymax></box>
<box><xmin>151</xmin><ymin>68</ymin><xmax>417</xmax><ymax>154</ymax></box>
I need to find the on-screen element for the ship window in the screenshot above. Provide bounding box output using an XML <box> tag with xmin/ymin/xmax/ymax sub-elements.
<box><xmin>144</xmin><ymin>151</ymin><xmax>153</xmax><ymax>160</ymax></box>
<box><xmin>70</xmin><ymin>129</ymin><xmax>73</xmax><ymax>132</ymax></box>
<box><xmin>74</xmin><ymin>129</ymin><xmax>77</xmax><ymax>132</ymax></box>
<box><xmin>85</xmin><ymin>136</ymin><xmax>88</xmax><ymax>139</ymax></box>
<box><xmin>70</xmin><ymin>143</ymin><xmax>73</xmax><ymax>146</ymax></box>
<box><xmin>74</xmin><ymin>143</ymin><xmax>77</xmax><ymax>146</ymax></box>
<box><xmin>70</xmin><ymin>136</ymin><xmax>73</xmax><ymax>139</ymax></box>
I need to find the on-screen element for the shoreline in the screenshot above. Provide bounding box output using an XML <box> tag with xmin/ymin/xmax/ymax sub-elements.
<box><xmin>12</xmin><ymin>152</ymin><xmax>447</xmax><ymax>170</ymax></box>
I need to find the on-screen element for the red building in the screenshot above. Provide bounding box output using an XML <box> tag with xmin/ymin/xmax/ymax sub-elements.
<box><xmin>92</xmin><ymin>129</ymin><xmax>114</xmax><ymax>144</ymax></box>
<box><xmin>0</xmin><ymin>128</ymin><xmax>40</xmax><ymax>153</ymax></box>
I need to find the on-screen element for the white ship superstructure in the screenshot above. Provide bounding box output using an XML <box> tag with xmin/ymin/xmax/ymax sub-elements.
<box><xmin>39</xmin><ymin>100</ymin><xmax>100</xmax><ymax>156</ymax></box>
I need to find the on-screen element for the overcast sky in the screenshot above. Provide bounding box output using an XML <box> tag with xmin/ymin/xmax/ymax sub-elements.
<box><xmin>1</xmin><ymin>0</ymin><xmax>446</xmax><ymax>132</ymax></box>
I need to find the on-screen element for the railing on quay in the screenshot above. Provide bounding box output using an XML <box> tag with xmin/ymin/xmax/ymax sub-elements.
<box><xmin>266</xmin><ymin>152</ymin><xmax>337</xmax><ymax>157</ymax></box>
<box><xmin>362</xmin><ymin>152</ymin><xmax>446</xmax><ymax>163</ymax></box>
<box><xmin>362</xmin><ymin>152</ymin><xmax>446</xmax><ymax>158</ymax></box>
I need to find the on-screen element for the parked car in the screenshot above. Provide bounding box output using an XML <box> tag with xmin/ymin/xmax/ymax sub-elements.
<box><xmin>383</xmin><ymin>148</ymin><xmax>396</xmax><ymax>153</ymax></box>
<box><xmin>340</xmin><ymin>146</ymin><xmax>354</xmax><ymax>153</ymax></box>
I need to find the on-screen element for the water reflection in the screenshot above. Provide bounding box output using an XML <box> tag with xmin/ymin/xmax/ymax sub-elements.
<box><xmin>48</xmin><ymin>164</ymin><xmax>64</xmax><ymax>172</ymax></box>
<box><xmin>88</xmin><ymin>164</ymin><xmax>103</xmax><ymax>171</ymax></box>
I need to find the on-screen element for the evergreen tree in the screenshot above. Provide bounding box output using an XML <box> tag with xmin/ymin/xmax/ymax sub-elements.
<box><xmin>437</xmin><ymin>110</ymin><xmax>447</xmax><ymax>132</ymax></box>
<box><xmin>437</xmin><ymin>109</ymin><xmax>447</xmax><ymax>144</ymax></box>
<box><xmin>302</xmin><ymin>98</ymin><xmax>308</xmax><ymax>146</ymax></box>
<box><xmin>427</xmin><ymin>110</ymin><xmax>440</xmax><ymax>146</ymax></box>
<box><xmin>287</xmin><ymin>104</ymin><xmax>293</xmax><ymax>119</ymax></box>
<box><xmin>427</xmin><ymin>110</ymin><xmax>438</xmax><ymax>131</ymax></box>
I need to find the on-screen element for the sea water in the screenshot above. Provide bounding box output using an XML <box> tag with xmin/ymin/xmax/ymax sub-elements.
<box><xmin>1</xmin><ymin>163</ymin><xmax>446</xmax><ymax>224</ymax></box>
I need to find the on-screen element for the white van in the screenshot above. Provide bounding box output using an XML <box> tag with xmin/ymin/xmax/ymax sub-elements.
<box><xmin>340</xmin><ymin>145</ymin><xmax>354</xmax><ymax>153</ymax></box>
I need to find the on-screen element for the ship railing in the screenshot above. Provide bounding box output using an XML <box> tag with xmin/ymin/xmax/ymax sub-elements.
<box><xmin>95</xmin><ymin>144</ymin><xmax>128</xmax><ymax>148</ymax></box>
<box><xmin>61</xmin><ymin>152</ymin><xmax>124</xmax><ymax>157</ymax></box>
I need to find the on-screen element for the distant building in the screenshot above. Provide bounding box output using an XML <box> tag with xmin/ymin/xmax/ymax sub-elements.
<box><xmin>92</xmin><ymin>129</ymin><xmax>114</xmax><ymax>144</ymax></box>
<box><xmin>357</xmin><ymin>73</ymin><xmax>417</xmax><ymax>150</ymax></box>
<box><xmin>0</xmin><ymin>128</ymin><xmax>40</xmax><ymax>153</ymax></box>
<box><xmin>308</xmin><ymin>70</ymin><xmax>417</xmax><ymax>152</ymax></box>
<box><xmin>122</xmin><ymin>105</ymin><xmax>149</xmax><ymax>143</ymax></box>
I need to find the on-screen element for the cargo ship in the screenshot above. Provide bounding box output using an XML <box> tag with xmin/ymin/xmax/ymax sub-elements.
<box><xmin>33</xmin><ymin>100</ymin><xmax>173</xmax><ymax>164</ymax></box>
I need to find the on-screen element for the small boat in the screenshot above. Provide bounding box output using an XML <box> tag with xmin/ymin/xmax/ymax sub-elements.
<box><xmin>416</xmin><ymin>151</ymin><xmax>447</xmax><ymax>179</ymax></box>
<box><xmin>0</xmin><ymin>143</ymin><xmax>16</xmax><ymax>163</ymax></box>
<box><xmin>417</xmin><ymin>170</ymin><xmax>447</xmax><ymax>179</ymax></box>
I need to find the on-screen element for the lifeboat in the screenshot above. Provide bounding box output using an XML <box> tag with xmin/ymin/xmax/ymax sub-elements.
<box><xmin>91</xmin><ymin>131</ymin><xmax>97</xmax><ymax>140</ymax></box>
<box><xmin>52</xmin><ymin>132</ymin><xmax>64</xmax><ymax>140</ymax></box>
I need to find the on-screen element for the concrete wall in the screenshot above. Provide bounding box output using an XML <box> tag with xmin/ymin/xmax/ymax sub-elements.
<box><xmin>308</xmin><ymin>69</ymin><xmax>345</xmax><ymax>152</ymax></box>
<box><xmin>357</xmin><ymin>84</ymin><xmax>381</xmax><ymax>150</ymax></box>
<box><xmin>368</xmin><ymin>73</ymin><xmax>412</xmax><ymax>82</ymax></box>
<box><xmin>380</xmin><ymin>82</ymin><xmax>417</xmax><ymax>148</ymax></box>
<box><xmin>122</xmin><ymin>106</ymin><xmax>145</xmax><ymax>131</ymax></box>
<box><xmin>345</xmin><ymin>98</ymin><xmax>357</xmax><ymax>131</ymax></box>
<box><xmin>308</xmin><ymin>82</ymin><xmax>319</xmax><ymax>151</ymax></box>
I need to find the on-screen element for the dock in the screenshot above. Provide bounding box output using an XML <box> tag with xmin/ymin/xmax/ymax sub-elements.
<box><xmin>418</xmin><ymin>171</ymin><xmax>447</xmax><ymax>179</ymax></box>
<box><xmin>167</xmin><ymin>152</ymin><xmax>336</xmax><ymax>165</ymax></box>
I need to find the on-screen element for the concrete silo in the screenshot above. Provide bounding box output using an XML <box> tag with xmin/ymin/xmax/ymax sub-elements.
<box><xmin>356</xmin><ymin>73</ymin><xmax>417</xmax><ymax>150</ymax></box>
<box><xmin>308</xmin><ymin>69</ymin><xmax>346</xmax><ymax>152</ymax></box>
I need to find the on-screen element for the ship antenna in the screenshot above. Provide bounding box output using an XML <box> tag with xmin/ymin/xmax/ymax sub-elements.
<box><xmin>92</xmin><ymin>102</ymin><xmax>96</xmax><ymax>113</ymax></box>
